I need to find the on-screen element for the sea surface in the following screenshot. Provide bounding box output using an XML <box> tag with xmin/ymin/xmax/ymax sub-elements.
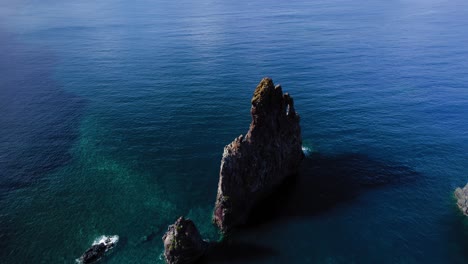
<box><xmin>1</xmin><ymin>0</ymin><xmax>468</xmax><ymax>263</ymax></box>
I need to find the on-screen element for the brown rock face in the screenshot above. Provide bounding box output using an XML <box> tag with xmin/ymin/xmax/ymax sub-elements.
<box><xmin>455</xmin><ymin>183</ymin><xmax>468</xmax><ymax>216</ymax></box>
<box><xmin>213</xmin><ymin>77</ymin><xmax>304</xmax><ymax>233</ymax></box>
<box><xmin>162</xmin><ymin>217</ymin><xmax>208</xmax><ymax>264</ymax></box>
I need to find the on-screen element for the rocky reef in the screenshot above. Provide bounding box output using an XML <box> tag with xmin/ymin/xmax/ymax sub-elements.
<box><xmin>213</xmin><ymin>77</ymin><xmax>304</xmax><ymax>233</ymax></box>
<box><xmin>162</xmin><ymin>217</ymin><xmax>208</xmax><ymax>264</ymax></box>
<box><xmin>77</xmin><ymin>235</ymin><xmax>119</xmax><ymax>264</ymax></box>
<box><xmin>455</xmin><ymin>183</ymin><xmax>468</xmax><ymax>216</ymax></box>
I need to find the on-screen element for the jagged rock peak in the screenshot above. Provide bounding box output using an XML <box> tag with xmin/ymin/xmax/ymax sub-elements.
<box><xmin>162</xmin><ymin>217</ymin><xmax>208</xmax><ymax>264</ymax></box>
<box><xmin>251</xmin><ymin>77</ymin><xmax>296</xmax><ymax>119</ymax></box>
<box><xmin>213</xmin><ymin>77</ymin><xmax>304</xmax><ymax>234</ymax></box>
<box><xmin>251</xmin><ymin>77</ymin><xmax>282</xmax><ymax>106</ymax></box>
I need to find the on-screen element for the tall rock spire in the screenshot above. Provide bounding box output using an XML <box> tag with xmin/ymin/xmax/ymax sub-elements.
<box><xmin>213</xmin><ymin>77</ymin><xmax>304</xmax><ymax>233</ymax></box>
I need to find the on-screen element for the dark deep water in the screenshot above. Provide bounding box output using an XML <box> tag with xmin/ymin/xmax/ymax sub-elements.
<box><xmin>1</xmin><ymin>0</ymin><xmax>468</xmax><ymax>263</ymax></box>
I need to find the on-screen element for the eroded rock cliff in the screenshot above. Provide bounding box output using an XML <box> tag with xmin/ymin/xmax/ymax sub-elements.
<box><xmin>213</xmin><ymin>77</ymin><xmax>304</xmax><ymax>233</ymax></box>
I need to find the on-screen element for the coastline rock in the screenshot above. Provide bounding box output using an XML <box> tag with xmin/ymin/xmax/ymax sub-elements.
<box><xmin>162</xmin><ymin>217</ymin><xmax>208</xmax><ymax>264</ymax></box>
<box><xmin>213</xmin><ymin>77</ymin><xmax>304</xmax><ymax>233</ymax></box>
<box><xmin>455</xmin><ymin>183</ymin><xmax>468</xmax><ymax>216</ymax></box>
<box><xmin>77</xmin><ymin>235</ymin><xmax>119</xmax><ymax>264</ymax></box>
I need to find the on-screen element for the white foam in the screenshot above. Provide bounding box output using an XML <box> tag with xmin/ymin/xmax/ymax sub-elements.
<box><xmin>302</xmin><ymin>146</ymin><xmax>312</xmax><ymax>156</ymax></box>
<box><xmin>92</xmin><ymin>235</ymin><xmax>119</xmax><ymax>246</ymax></box>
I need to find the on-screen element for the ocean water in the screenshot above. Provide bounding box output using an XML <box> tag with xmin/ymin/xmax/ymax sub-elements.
<box><xmin>1</xmin><ymin>0</ymin><xmax>468</xmax><ymax>263</ymax></box>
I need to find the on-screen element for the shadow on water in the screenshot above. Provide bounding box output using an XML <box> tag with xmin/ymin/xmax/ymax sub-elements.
<box><xmin>448</xmin><ymin>212</ymin><xmax>468</xmax><ymax>262</ymax></box>
<box><xmin>200</xmin><ymin>241</ymin><xmax>278</xmax><ymax>264</ymax></box>
<box><xmin>0</xmin><ymin>31</ymin><xmax>86</xmax><ymax>194</ymax></box>
<box><xmin>246</xmin><ymin>152</ymin><xmax>421</xmax><ymax>227</ymax></box>
<box><xmin>201</xmin><ymin>152</ymin><xmax>421</xmax><ymax>263</ymax></box>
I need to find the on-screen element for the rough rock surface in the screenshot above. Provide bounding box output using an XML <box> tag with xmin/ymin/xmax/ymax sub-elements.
<box><xmin>79</xmin><ymin>244</ymin><xmax>107</xmax><ymax>264</ymax></box>
<box><xmin>77</xmin><ymin>235</ymin><xmax>118</xmax><ymax>264</ymax></box>
<box><xmin>213</xmin><ymin>77</ymin><xmax>304</xmax><ymax>233</ymax></box>
<box><xmin>162</xmin><ymin>217</ymin><xmax>208</xmax><ymax>264</ymax></box>
<box><xmin>455</xmin><ymin>183</ymin><xmax>468</xmax><ymax>216</ymax></box>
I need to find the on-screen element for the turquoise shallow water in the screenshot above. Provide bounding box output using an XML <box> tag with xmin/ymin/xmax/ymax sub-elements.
<box><xmin>1</xmin><ymin>0</ymin><xmax>468</xmax><ymax>263</ymax></box>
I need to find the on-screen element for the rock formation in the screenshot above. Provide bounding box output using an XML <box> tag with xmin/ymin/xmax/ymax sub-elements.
<box><xmin>162</xmin><ymin>217</ymin><xmax>208</xmax><ymax>264</ymax></box>
<box><xmin>213</xmin><ymin>77</ymin><xmax>304</xmax><ymax>233</ymax></box>
<box><xmin>455</xmin><ymin>183</ymin><xmax>468</xmax><ymax>216</ymax></box>
<box><xmin>77</xmin><ymin>235</ymin><xmax>119</xmax><ymax>264</ymax></box>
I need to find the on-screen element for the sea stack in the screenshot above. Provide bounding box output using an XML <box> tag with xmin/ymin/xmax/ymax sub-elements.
<box><xmin>162</xmin><ymin>217</ymin><xmax>208</xmax><ymax>264</ymax></box>
<box><xmin>455</xmin><ymin>183</ymin><xmax>468</xmax><ymax>216</ymax></box>
<box><xmin>213</xmin><ymin>77</ymin><xmax>304</xmax><ymax>233</ymax></box>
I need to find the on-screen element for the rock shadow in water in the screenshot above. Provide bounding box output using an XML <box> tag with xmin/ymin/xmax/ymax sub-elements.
<box><xmin>247</xmin><ymin>152</ymin><xmax>421</xmax><ymax>227</ymax></box>
<box><xmin>200</xmin><ymin>152</ymin><xmax>420</xmax><ymax>263</ymax></box>
<box><xmin>200</xmin><ymin>241</ymin><xmax>278</xmax><ymax>264</ymax></box>
<box><xmin>447</xmin><ymin>214</ymin><xmax>468</xmax><ymax>262</ymax></box>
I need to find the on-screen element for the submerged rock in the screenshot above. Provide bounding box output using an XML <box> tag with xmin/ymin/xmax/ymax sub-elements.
<box><xmin>140</xmin><ymin>231</ymin><xmax>157</xmax><ymax>243</ymax></box>
<box><xmin>455</xmin><ymin>183</ymin><xmax>468</xmax><ymax>216</ymax></box>
<box><xmin>77</xmin><ymin>235</ymin><xmax>119</xmax><ymax>264</ymax></box>
<box><xmin>162</xmin><ymin>217</ymin><xmax>208</xmax><ymax>264</ymax></box>
<box><xmin>213</xmin><ymin>77</ymin><xmax>304</xmax><ymax>233</ymax></box>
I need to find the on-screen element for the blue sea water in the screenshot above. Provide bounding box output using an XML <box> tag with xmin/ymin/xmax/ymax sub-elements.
<box><xmin>1</xmin><ymin>0</ymin><xmax>468</xmax><ymax>263</ymax></box>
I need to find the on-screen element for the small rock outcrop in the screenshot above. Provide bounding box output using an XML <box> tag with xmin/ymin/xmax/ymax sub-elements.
<box><xmin>213</xmin><ymin>77</ymin><xmax>304</xmax><ymax>233</ymax></box>
<box><xmin>162</xmin><ymin>217</ymin><xmax>208</xmax><ymax>264</ymax></box>
<box><xmin>455</xmin><ymin>183</ymin><xmax>468</xmax><ymax>216</ymax></box>
<box><xmin>77</xmin><ymin>235</ymin><xmax>119</xmax><ymax>264</ymax></box>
